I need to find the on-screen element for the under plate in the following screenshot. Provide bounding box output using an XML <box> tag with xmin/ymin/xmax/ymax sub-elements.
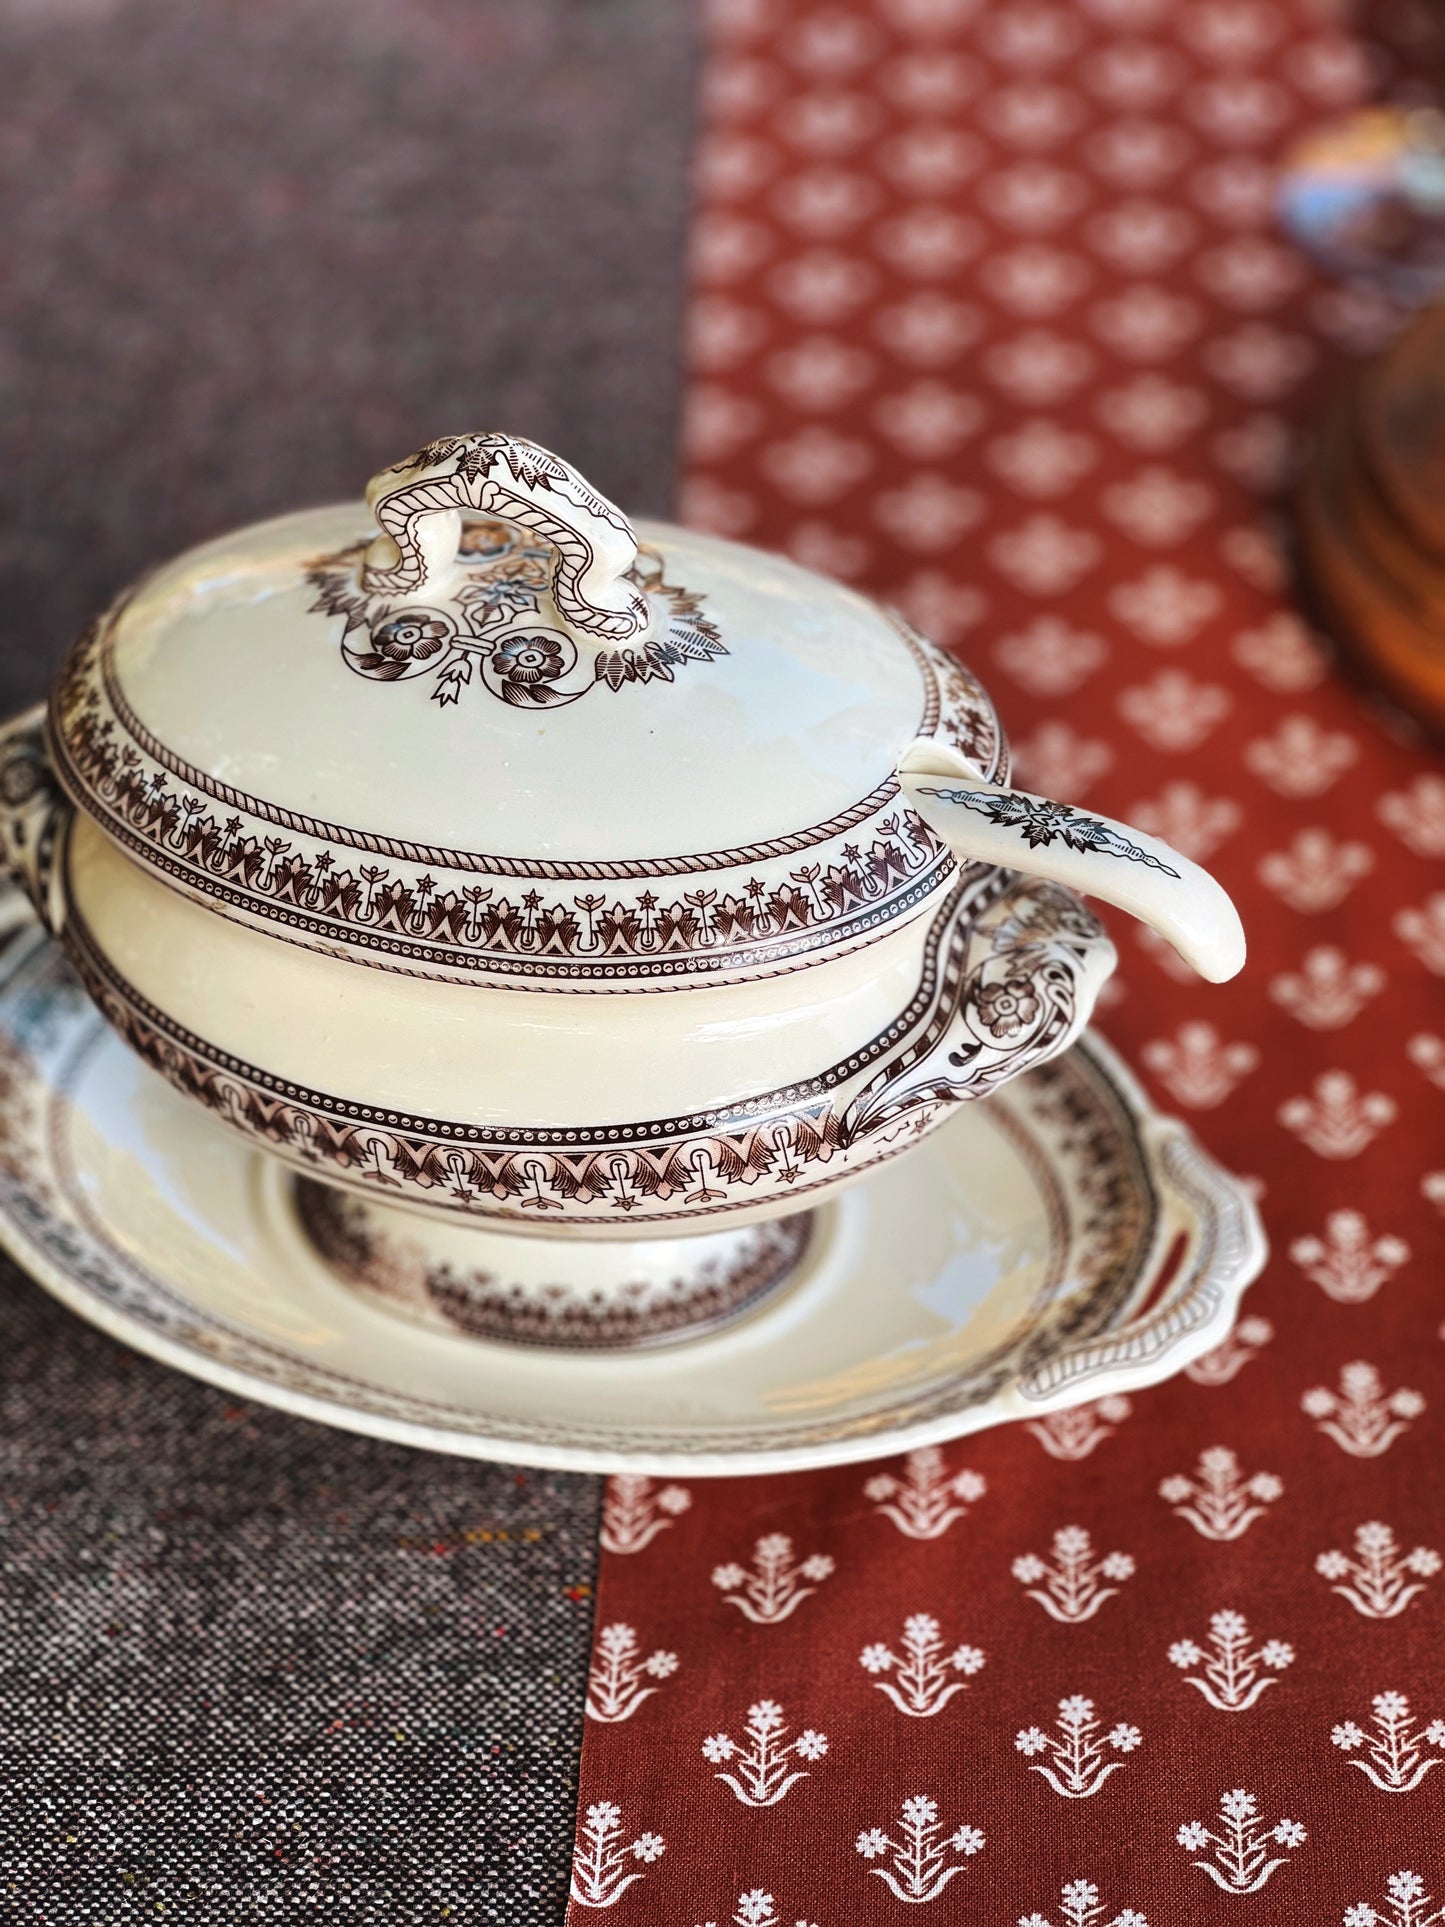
<box><xmin>0</xmin><ymin>906</ymin><xmax>1265</xmax><ymax>1475</ymax></box>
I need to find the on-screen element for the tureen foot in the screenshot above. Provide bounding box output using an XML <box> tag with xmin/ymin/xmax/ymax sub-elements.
<box><xmin>291</xmin><ymin>1179</ymin><xmax>816</xmax><ymax>1351</ymax></box>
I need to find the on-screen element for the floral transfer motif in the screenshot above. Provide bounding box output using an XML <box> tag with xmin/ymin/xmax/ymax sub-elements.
<box><xmin>860</xmin><ymin>1614</ymin><xmax>985</xmax><ymax>1717</ymax></box>
<box><xmin>585</xmin><ymin>1623</ymin><xmax>679</xmax><ymax>1724</ymax></box>
<box><xmin>1015</xmin><ymin>1696</ymin><xmax>1142</xmax><ymax>1798</ymax></box>
<box><xmin>1159</xmin><ymin>1446</ymin><xmax>1282</xmax><ymax>1540</ymax></box>
<box><xmin>1169</xmin><ymin>1611</ymin><xmax>1294</xmax><ymax>1712</ymax></box>
<box><xmin>712</xmin><ymin>1534</ymin><xmax>834</xmax><ymax>1625</ymax></box>
<box><xmin>863</xmin><ymin>1446</ymin><xmax>986</xmax><ymax>1538</ymax></box>
<box><xmin>1176</xmin><ymin>1789</ymin><xmax>1305</xmax><ymax>1894</ymax></box>
<box><xmin>856</xmin><ymin>1794</ymin><xmax>985</xmax><ymax>1904</ymax></box>
<box><xmin>1302</xmin><ymin>1362</ymin><xmax>1424</xmax><ymax>1457</ymax></box>
<box><xmin>915</xmin><ymin>784</ymin><xmax>1180</xmax><ymax>875</ymax></box>
<box><xmin>52</xmin><ymin>601</ymin><xmax>1004</xmax><ymax>984</ymax></box>
<box><xmin>1332</xmin><ymin>1691</ymin><xmax>1445</xmax><ymax>1792</ymax></box>
<box><xmin>309</xmin><ymin>524</ymin><xmax>728</xmax><ymax>711</ymax></box>
<box><xmin>62</xmin><ymin>874</ymin><xmax>1105</xmax><ymax>1231</ymax></box>
<box><xmin>1316</xmin><ymin>1523</ymin><xmax>1441</xmax><ymax>1619</ymax></box>
<box><xmin>599</xmin><ymin>1476</ymin><xmax>691</xmax><ymax>1555</ymax></box>
<box><xmin>569</xmin><ymin>1799</ymin><xmax>666</xmax><ymax>1910</ymax></box>
<box><xmin>702</xmin><ymin>1700</ymin><xmax>829</xmax><ymax>1807</ymax></box>
<box><xmin>1013</xmin><ymin>1526</ymin><xmax>1135</xmax><ymax>1623</ymax></box>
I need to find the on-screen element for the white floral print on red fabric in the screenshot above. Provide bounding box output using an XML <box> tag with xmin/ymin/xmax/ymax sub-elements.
<box><xmin>694</xmin><ymin>1891</ymin><xmax>819</xmax><ymax>1927</ymax></box>
<box><xmin>1395</xmin><ymin>896</ymin><xmax>1445</xmax><ymax>976</ymax></box>
<box><xmin>1116</xmin><ymin>668</ymin><xmax>1231</xmax><ymax>752</ymax></box>
<box><xmin>993</xmin><ymin>614</ymin><xmax>1108</xmax><ymax>696</ymax></box>
<box><xmin>1343</xmin><ymin>1870</ymin><xmax>1445</xmax><ymax>1927</ymax></box>
<box><xmin>1270</xmin><ymin>946</ymin><xmax>1385</xmax><ymax>1030</ymax></box>
<box><xmin>712</xmin><ymin>1534</ymin><xmax>834</xmax><ymax>1624</ymax></box>
<box><xmin>1019</xmin><ymin>1879</ymin><xmax>1148</xmax><ymax>1927</ymax></box>
<box><xmin>1316</xmin><ymin>1523</ymin><xmax>1442</xmax><ymax>1620</ymax></box>
<box><xmin>1332</xmin><ymin>1692</ymin><xmax>1445</xmax><ymax>1794</ymax></box>
<box><xmin>1176</xmin><ymin>1789</ymin><xmax>1305</xmax><ymax>1894</ymax></box>
<box><xmin>1108</xmin><ymin>563</ymin><xmax>1221</xmax><ymax>645</ymax></box>
<box><xmin>1169</xmin><ymin>1610</ymin><xmax>1294</xmax><ymax>1711</ymax></box>
<box><xmin>855</xmin><ymin>1794</ymin><xmax>985</xmax><ymax>1904</ymax></box>
<box><xmin>1013</xmin><ymin>1525</ymin><xmax>1135</xmax><ymax>1622</ymax></box>
<box><xmin>702</xmin><ymin>1699</ymin><xmax>829</xmax><ymax>1808</ymax></box>
<box><xmin>1184</xmin><ymin>1313</ymin><xmax>1273</xmax><ymax>1386</ymax></box>
<box><xmin>1377</xmin><ymin>774</ymin><xmax>1445</xmax><ymax>857</ymax></box>
<box><xmin>1302</xmin><ymin>1363</ymin><xmax>1425</xmax><ymax>1457</ymax></box>
<box><xmin>1015</xmin><ymin>1695</ymin><xmax>1142</xmax><ymax>1798</ymax></box>
<box><xmin>864</xmin><ymin>1446</ymin><xmax>986</xmax><ymax>1539</ymax></box>
<box><xmin>1278</xmin><ymin>1071</ymin><xmax>1396</xmax><ymax>1159</ymax></box>
<box><xmin>569</xmin><ymin>1800</ymin><xmax>666</xmax><ymax>1911</ymax></box>
<box><xmin>571</xmin><ymin>1</ymin><xmax>1445</xmax><ymax>1915</ymax></box>
<box><xmin>1025</xmin><ymin>1395</ymin><xmax>1131</xmax><ymax>1459</ymax></box>
<box><xmin>1408</xmin><ymin>1033</ymin><xmax>1445</xmax><ymax>1093</ymax></box>
<box><xmin>599</xmin><ymin>1476</ymin><xmax>692</xmax><ymax>1556</ymax></box>
<box><xmin>1257</xmin><ymin>826</ymin><xmax>1374</xmax><ymax>912</ymax></box>
<box><xmin>586</xmin><ymin>1623</ymin><xmax>680</xmax><ymax>1725</ymax></box>
<box><xmin>1159</xmin><ymin>1446</ymin><xmax>1282</xmax><ymax>1540</ymax></box>
<box><xmin>860</xmin><ymin>1613</ymin><xmax>985</xmax><ymax>1717</ymax></box>
<box><xmin>1290</xmin><ymin>1210</ymin><xmax>1410</xmax><ymax>1303</ymax></box>
<box><xmin>1141</xmin><ymin>1022</ymin><xmax>1259</xmax><ymax>1108</ymax></box>
<box><xmin>1231</xmin><ymin>610</ymin><xmax>1329</xmax><ymax>691</ymax></box>
<box><xmin>1245</xmin><ymin>713</ymin><xmax>1359</xmax><ymax>797</ymax></box>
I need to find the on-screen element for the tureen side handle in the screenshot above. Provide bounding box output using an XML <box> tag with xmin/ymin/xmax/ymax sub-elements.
<box><xmin>361</xmin><ymin>431</ymin><xmax>649</xmax><ymax>644</ymax></box>
<box><xmin>0</xmin><ymin>705</ymin><xmax>71</xmax><ymax>936</ymax></box>
<box><xmin>896</xmin><ymin>737</ymin><xmax>1246</xmax><ymax>984</ymax></box>
<box><xmin>843</xmin><ymin>873</ymin><xmax>1117</xmax><ymax>1146</ymax></box>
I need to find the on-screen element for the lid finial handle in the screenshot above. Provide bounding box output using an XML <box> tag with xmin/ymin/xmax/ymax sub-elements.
<box><xmin>363</xmin><ymin>433</ymin><xmax>649</xmax><ymax>643</ymax></box>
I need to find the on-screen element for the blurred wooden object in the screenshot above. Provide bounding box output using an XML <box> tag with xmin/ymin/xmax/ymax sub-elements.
<box><xmin>1297</xmin><ymin>303</ymin><xmax>1445</xmax><ymax>735</ymax></box>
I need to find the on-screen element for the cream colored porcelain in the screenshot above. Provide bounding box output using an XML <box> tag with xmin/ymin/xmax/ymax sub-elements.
<box><xmin>0</xmin><ymin>433</ymin><xmax>1247</xmax><ymax>1348</ymax></box>
<box><xmin>0</xmin><ymin>906</ymin><xmax>1266</xmax><ymax>1473</ymax></box>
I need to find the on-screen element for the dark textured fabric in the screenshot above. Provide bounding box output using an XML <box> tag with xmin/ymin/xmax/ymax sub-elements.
<box><xmin>0</xmin><ymin>0</ymin><xmax>699</xmax><ymax>713</ymax></box>
<box><xmin>0</xmin><ymin>1</ymin><xmax>697</xmax><ymax>1918</ymax></box>
<box><xmin>0</xmin><ymin>1283</ymin><xmax>602</xmax><ymax>1921</ymax></box>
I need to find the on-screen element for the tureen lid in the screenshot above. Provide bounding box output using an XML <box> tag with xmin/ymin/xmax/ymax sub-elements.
<box><xmin>49</xmin><ymin>433</ymin><xmax>1004</xmax><ymax>988</ymax></box>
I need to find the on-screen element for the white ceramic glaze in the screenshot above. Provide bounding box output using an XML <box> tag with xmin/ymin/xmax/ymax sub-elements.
<box><xmin>0</xmin><ymin>433</ymin><xmax>1247</xmax><ymax>1345</ymax></box>
<box><xmin>897</xmin><ymin>739</ymin><xmax>1247</xmax><ymax>983</ymax></box>
<box><xmin>0</xmin><ymin>905</ymin><xmax>1266</xmax><ymax>1474</ymax></box>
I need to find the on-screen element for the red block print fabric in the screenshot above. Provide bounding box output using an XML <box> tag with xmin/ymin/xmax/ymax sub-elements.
<box><xmin>569</xmin><ymin>1</ymin><xmax>1445</xmax><ymax>1920</ymax></box>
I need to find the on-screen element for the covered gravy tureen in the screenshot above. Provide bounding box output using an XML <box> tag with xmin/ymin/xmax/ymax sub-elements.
<box><xmin>0</xmin><ymin>433</ymin><xmax>1244</xmax><ymax>1348</ymax></box>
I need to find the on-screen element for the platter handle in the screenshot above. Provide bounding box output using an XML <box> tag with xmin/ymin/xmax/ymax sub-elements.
<box><xmin>1016</xmin><ymin>1115</ymin><xmax>1268</xmax><ymax>1405</ymax></box>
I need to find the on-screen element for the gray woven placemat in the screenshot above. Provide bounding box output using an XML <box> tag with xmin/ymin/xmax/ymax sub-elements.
<box><xmin>0</xmin><ymin>2</ymin><xmax>697</xmax><ymax>1918</ymax></box>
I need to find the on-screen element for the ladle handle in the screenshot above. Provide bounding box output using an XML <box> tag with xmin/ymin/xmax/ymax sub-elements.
<box><xmin>897</xmin><ymin>739</ymin><xmax>1245</xmax><ymax>984</ymax></box>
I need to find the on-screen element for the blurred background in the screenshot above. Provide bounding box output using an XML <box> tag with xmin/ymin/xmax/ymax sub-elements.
<box><xmin>0</xmin><ymin>0</ymin><xmax>699</xmax><ymax>715</ymax></box>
